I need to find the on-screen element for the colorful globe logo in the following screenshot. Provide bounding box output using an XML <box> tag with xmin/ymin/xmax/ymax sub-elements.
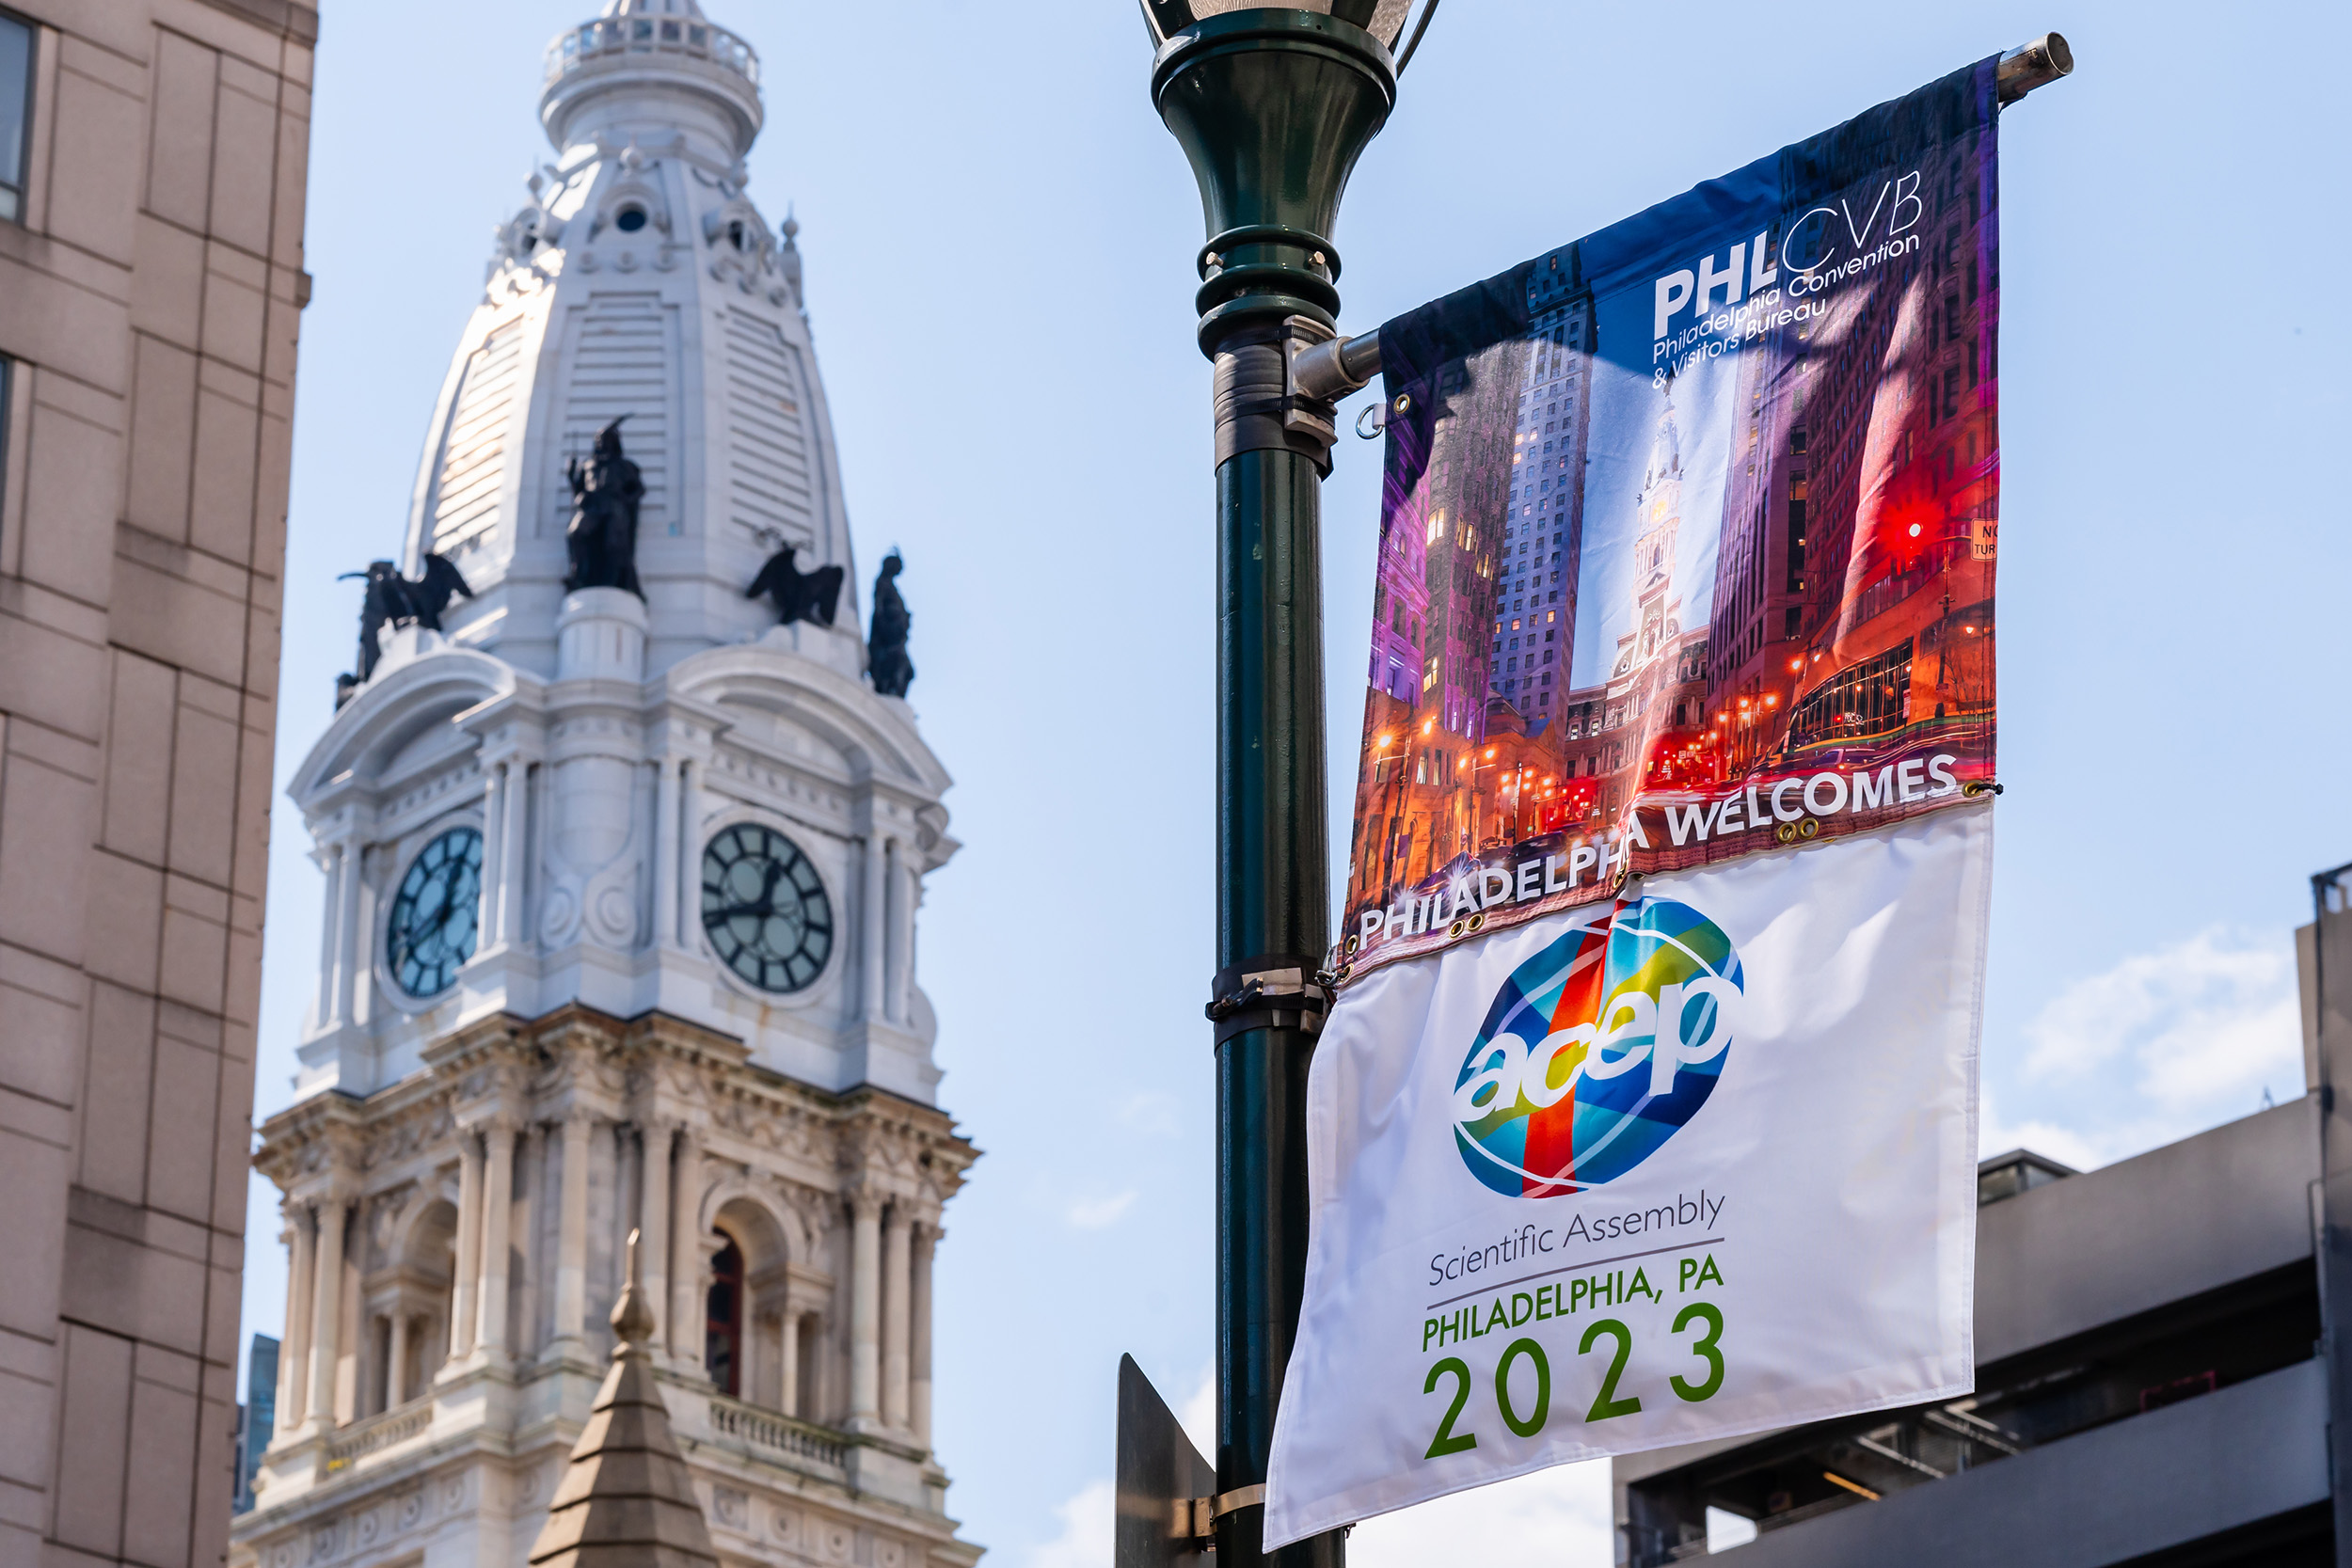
<box><xmin>1452</xmin><ymin>897</ymin><xmax>1743</xmax><ymax>1198</ymax></box>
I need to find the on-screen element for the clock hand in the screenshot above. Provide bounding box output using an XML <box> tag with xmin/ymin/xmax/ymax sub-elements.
<box><xmin>418</xmin><ymin>860</ymin><xmax>465</xmax><ymax>922</ymax></box>
<box><xmin>708</xmin><ymin>899</ymin><xmax>792</xmax><ymax>922</ymax></box>
<box><xmin>425</xmin><ymin>863</ymin><xmax>474</xmax><ymax>953</ymax></box>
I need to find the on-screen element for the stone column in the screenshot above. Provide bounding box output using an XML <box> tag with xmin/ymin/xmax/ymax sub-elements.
<box><xmin>385</xmin><ymin>1313</ymin><xmax>409</xmax><ymax>1409</ymax></box>
<box><xmin>639</xmin><ymin>1123</ymin><xmax>672</xmax><ymax>1352</ymax></box>
<box><xmin>337</xmin><ymin>1236</ymin><xmax>362</xmax><ymax>1424</ymax></box>
<box><xmin>478</xmin><ymin>764</ymin><xmax>505</xmax><ymax>947</ymax></box>
<box><xmin>778</xmin><ymin>1312</ymin><xmax>801</xmax><ymax>1419</ymax></box>
<box><xmin>669</xmin><ymin>1127</ymin><xmax>703</xmax><ymax>1367</ymax></box>
<box><xmin>279</xmin><ymin>1209</ymin><xmax>314</xmax><ymax>1432</ymax></box>
<box><xmin>849</xmin><ymin>1194</ymin><xmax>882</xmax><ymax>1428</ymax></box>
<box><xmin>553</xmin><ymin>1112</ymin><xmax>593</xmax><ymax>1348</ymax></box>
<box><xmin>893</xmin><ymin>847</ymin><xmax>920</xmax><ymax>1024</ymax></box>
<box><xmin>882</xmin><ymin>839</ymin><xmax>902</xmax><ymax>1023</ymax></box>
<box><xmin>654</xmin><ymin>759</ymin><xmax>680</xmax><ymax>950</ymax></box>
<box><xmin>517</xmin><ymin>1124</ymin><xmax>545</xmax><ymax>1357</ymax></box>
<box><xmin>678</xmin><ymin>759</ymin><xmax>701</xmax><ymax>947</ymax></box>
<box><xmin>498</xmin><ymin>762</ymin><xmax>529</xmax><ymax>946</ymax></box>
<box><xmin>331</xmin><ymin>840</ymin><xmax>365</xmax><ymax>1027</ymax></box>
<box><xmin>306</xmin><ymin>1196</ymin><xmax>348</xmax><ymax>1434</ymax></box>
<box><xmin>912</xmin><ymin>1222</ymin><xmax>936</xmax><ymax>1447</ymax></box>
<box><xmin>449</xmin><ymin>1131</ymin><xmax>483</xmax><ymax>1360</ymax></box>
<box><xmin>862</xmin><ymin>833</ymin><xmax>887</xmax><ymax>1022</ymax></box>
<box><xmin>312</xmin><ymin>849</ymin><xmax>341</xmax><ymax>1029</ymax></box>
<box><xmin>613</xmin><ymin>1122</ymin><xmax>639</xmax><ymax>1315</ymax></box>
<box><xmin>882</xmin><ymin>1205</ymin><xmax>912</xmax><ymax>1429</ymax></box>
<box><xmin>477</xmin><ymin>1121</ymin><xmax>516</xmax><ymax>1356</ymax></box>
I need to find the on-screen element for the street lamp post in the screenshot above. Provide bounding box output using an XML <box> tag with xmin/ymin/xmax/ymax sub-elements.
<box><xmin>1147</xmin><ymin>8</ymin><xmax>1403</xmax><ymax>1565</ymax></box>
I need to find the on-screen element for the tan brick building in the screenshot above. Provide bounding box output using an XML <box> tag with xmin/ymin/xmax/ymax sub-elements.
<box><xmin>0</xmin><ymin>0</ymin><xmax>315</xmax><ymax>1562</ymax></box>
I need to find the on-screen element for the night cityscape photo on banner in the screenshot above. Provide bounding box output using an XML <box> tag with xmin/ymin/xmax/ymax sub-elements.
<box><xmin>1265</xmin><ymin>60</ymin><xmax>2003</xmax><ymax>1545</ymax></box>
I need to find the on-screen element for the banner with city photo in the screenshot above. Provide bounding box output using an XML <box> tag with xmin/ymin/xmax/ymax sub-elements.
<box><xmin>1265</xmin><ymin>61</ymin><xmax>2002</xmax><ymax>1544</ymax></box>
<box><xmin>1337</xmin><ymin>72</ymin><xmax>2001</xmax><ymax>978</ymax></box>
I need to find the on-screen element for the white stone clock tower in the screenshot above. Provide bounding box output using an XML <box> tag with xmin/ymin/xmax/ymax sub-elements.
<box><xmin>231</xmin><ymin>5</ymin><xmax>978</xmax><ymax>1566</ymax></box>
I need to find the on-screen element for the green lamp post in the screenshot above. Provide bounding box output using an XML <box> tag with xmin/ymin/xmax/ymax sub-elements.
<box><xmin>1144</xmin><ymin>6</ymin><xmax>1419</xmax><ymax>1563</ymax></box>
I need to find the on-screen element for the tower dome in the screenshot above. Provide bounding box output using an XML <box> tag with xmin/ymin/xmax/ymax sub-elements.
<box><xmin>290</xmin><ymin>0</ymin><xmax>955</xmax><ymax>1107</ymax></box>
<box><xmin>395</xmin><ymin>0</ymin><xmax>850</xmax><ymax>681</ymax></box>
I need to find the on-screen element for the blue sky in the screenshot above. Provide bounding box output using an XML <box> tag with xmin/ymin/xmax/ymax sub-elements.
<box><xmin>243</xmin><ymin>2</ymin><xmax>2352</xmax><ymax>1563</ymax></box>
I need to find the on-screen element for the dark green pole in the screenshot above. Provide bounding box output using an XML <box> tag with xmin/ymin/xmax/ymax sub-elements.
<box><xmin>1152</xmin><ymin>13</ymin><xmax>1393</xmax><ymax>1566</ymax></box>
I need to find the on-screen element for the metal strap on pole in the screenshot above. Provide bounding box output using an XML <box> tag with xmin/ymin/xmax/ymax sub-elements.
<box><xmin>1206</xmin><ymin>958</ymin><xmax>1332</xmax><ymax>1047</ymax></box>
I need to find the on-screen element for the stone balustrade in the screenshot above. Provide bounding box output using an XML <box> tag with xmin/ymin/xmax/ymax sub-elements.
<box><xmin>543</xmin><ymin>14</ymin><xmax>759</xmax><ymax>87</ymax></box>
<box><xmin>707</xmin><ymin>1393</ymin><xmax>848</xmax><ymax>1471</ymax></box>
<box><xmin>323</xmin><ymin>1401</ymin><xmax>434</xmax><ymax>1473</ymax></box>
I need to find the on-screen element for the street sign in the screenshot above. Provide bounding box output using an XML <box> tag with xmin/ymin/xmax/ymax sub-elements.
<box><xmin>1115</xmin><ymin>1354</ymin><xmax>1216</xmax><ymax>1568</ymax></box>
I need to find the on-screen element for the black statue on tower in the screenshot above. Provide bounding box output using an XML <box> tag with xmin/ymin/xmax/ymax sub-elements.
<box><xmin>334</xmin><ymin>553</ymin><xmax>473</xmax><ymax>706</ymax></box>
<box><xmin>867</xmin><ymin>549</ymin><xmax>914</xmax><ymax>698</ymax></box>
<box><xmin>564</xmin><ymin>416</ymin><xmax>644</xmax><ymax>596</ymax></box>
<box><xmin>744</xmin><ymin>539</ymin><xmax>845</xmax><ymax>628</ymax></box>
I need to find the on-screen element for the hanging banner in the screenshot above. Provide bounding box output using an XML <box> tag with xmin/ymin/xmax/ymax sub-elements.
<box><xmin>1266</xmin><ymin>59</ymin><xmax>2002</xmax><ymax>1545</ymax></box>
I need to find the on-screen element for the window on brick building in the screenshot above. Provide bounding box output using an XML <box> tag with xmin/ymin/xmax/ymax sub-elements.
<box><xmin>0</xmin><ymin>11</ymin><xmax>28</xmax><ymax>223</ymax></box>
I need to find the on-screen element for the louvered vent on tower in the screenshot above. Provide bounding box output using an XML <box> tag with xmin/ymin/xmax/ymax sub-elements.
<box><xmin>722</xmin><ymin>307</ymin><xmax>818</xmax><ymax>552</ymax></box>
<box><xmin>428</xmin><ymin>316</ymin><xmax>527</xmax><ymax>558</ymax></box>
<box><xmin>559</xmin><ymin>292</ymin><xmax>675</xmax><ymax>538</ymax></box>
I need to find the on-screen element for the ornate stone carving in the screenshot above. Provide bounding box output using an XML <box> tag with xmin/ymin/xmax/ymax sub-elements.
<box><xmin>744</xmin><ymin>538</ymin><xmax>845</xmax><ymax>629</ymax></box>
<box><xmin>335</xmin><ymin>555</ymin><xmax>473</xmax><ymax>703</ymax></box>
<box><xmin>562</xmin><ymin>419</ymin><xmax>645</xmax><ymax>597</ymax></box>
<box><xmin>866</xmin><ymin>551</ymin><xmax>914</xmax><ymax>698</ymax></box>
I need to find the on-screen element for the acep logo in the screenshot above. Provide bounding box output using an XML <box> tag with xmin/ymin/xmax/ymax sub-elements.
<box><xmin>1452</xmin><ymin>898</ymin><xmax>1743</xmax><ymax>1198</ymax></box>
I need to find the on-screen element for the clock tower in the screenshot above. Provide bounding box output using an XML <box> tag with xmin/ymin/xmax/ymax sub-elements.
<box><xmin>231</xmin><ymin>5</ymin><xmax>978</xmax><ymax>1566</ymax></box>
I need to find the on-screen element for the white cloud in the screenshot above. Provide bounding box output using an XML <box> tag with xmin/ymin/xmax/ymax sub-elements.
<box><xmin>1995</xmin><ymin>927</ymin><xmax>2302</xmax><ymax>1168</ymax></box>
<box><xmin>2025</xmin><ymin>927</ymin><xmax>2296</xmax><ymax>1101</ymax></box>
<box><xmin>1066</xmin><ymin>1190</ymin><xmax>1138</xmax><ymax>1229</ymax></box>
<box><xmin>1116</xmin><ymin>1089</ymin><xmax>1183</xmax><ymax>1138</ymax></box>
<box><xmin>1976</xmin><ymin>1080</ymin><xmax>2106</xmax><ymax>1172</ymax></box>
<box><xmin>1177</xmin><ymin>1363</ymin><xmax>1215</xmax><ymax>1461</ymax></box>
<box><xmin>1028</xmin><ymin>1478</ymin><xmax>1113</xmax><ymax>1568</ymax></box>
<box><xmin>1344</xmin><ymin>1460</ymin><xmax>1613</xmax><ymax>1568</ymax></box>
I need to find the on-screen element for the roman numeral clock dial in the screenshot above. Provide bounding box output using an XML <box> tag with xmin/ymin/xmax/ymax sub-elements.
<box><xmin>701</xmin><ymin>823</ymin><xmax>833</xmax><ymax>993</ymax></box>
<box><xmin>387</xmin><ymin>826</ymin><xmax>484</xmax><ymax>997</ymax></box>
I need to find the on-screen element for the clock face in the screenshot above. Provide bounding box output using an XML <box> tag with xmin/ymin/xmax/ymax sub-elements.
<box><xmin>387</xmin><ymin>827</ymin><xmax>484</xmax><ymax>998</ymax></box>
<box><xmin>701</xmin><ymin>824</ymin><xmax>833</xmax><ymax>994</ymax></box>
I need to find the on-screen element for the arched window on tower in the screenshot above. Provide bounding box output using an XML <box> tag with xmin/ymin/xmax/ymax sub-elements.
<box><xmin>707</xmin><ymin>1232</ymin><xmax>745</xmax><ymax>1397</ymax></box>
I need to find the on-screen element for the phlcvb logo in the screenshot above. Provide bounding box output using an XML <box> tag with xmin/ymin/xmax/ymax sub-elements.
<box><xmin>1452</xmin><ymin>898</ymin><xmax>1742</xmax><ymax>1198</ymax></box>
<box><xmin>1647</xmin><ymin>170</ymin><xmax>1927</xmax><ymax>383</ymax></box>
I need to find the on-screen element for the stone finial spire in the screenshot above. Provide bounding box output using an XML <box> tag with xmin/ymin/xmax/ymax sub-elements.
<box><xmin>778</xmin><ymin>207</ymin><xmax>803</xmax><ymax>306</ymax></box>
<box><xmin>529</xmin><ymin>1230</ymin><xmax>718</xmax><ymax>1568</ymax></box>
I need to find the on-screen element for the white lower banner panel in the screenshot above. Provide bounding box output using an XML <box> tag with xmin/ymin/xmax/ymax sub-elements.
<box><xmin>1263</xmin><ymin>810</ymin><xmax>1991</xmax><ymax>1545</ymax></box>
